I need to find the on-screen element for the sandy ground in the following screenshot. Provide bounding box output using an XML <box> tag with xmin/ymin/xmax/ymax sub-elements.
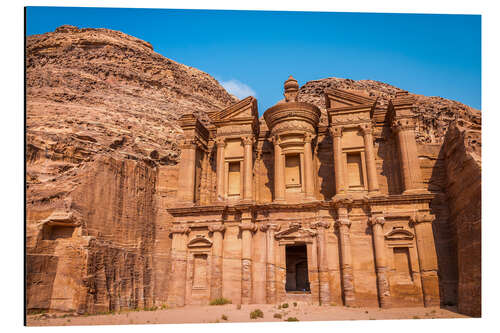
<box><xmin>27</xmin><ymin>303</ymin><xmax>469</xmax><ymax>326</ymax></box>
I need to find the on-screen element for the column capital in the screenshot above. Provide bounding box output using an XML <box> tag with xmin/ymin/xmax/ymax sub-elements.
<box><xmin>410</xmin><ymin>213</ymin><xmax>434</xmax><ymax>225</ymax></box>
<box><xmin>335</xmin><ymin>218</ymin><xmax>351</xmax><ymax>228</ymax></box>
<box><xmin>242</xmin><ymin>135</ymin><xmax>254</xmax><ymax>146</ymax></box>
<box><xmin>271</xmin><ymin>134</ymin><xmax>281</xmax><ymax>146</ymax></box>
<box><xmin>392</xmin><ymin>118</ymin><xmax>416</xmax><ymax>132</ymax></box>
<box><xmin>215</xmin><ymin>137</ymin><xmax>226</xmax><ymax>147</ymax></box>
<box><xmin>169</xmin><ymin>225</ymin><xmax>190</xmax><ymax>235</ymax></box>
<box><xmin>208</xmin><ymin>224</ymin><xmax>226</xmax><ymax>233</ymax></box>
<box><xmin>312</xmin><ymin>221</ymin><xmax>331</xmax><ymax>229</ymax></box>
<box><xmin>359</xmin><ymin>123</ymin><xmax>373</xmax><ymax>135</ymax></box>
<box><xmin>260</xmin><ymin>223</ymin><xmax>281</xmax><ymax>232</ymax></box>
<box><xmin>239</xmin><ymin>222</ymin><xmax>257</xmax><ymax>233</ymax></box>
<box><xmin>329</xmin><ymin>126</ymin><xmax>343</xmax><ymax>137</ymax></box>
<box><xmin>369</xmin><ymin>216</ymin><xmax>385</xmax><ymax>226</ymax></box>
<box><xmin>179</xmin><ymin>137</ymin><xmax>198</xmax><ymax>149</ymax></box>
<box><xmin>304</xmin><ymin>132</ymin><xmax>316</xmax><ymax>143</ymax></box>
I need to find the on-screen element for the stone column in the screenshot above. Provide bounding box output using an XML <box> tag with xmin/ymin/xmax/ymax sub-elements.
<box><xmin>393</xmin><ymin>119</ymin><xmax>424</xmax><ymax>193</ymax></box>
<box><xmin>330</xmin><ymin>126</ymin><xmax>346</xmax><ymax>195</ymax></box>
<box><xmin>215</xmin><ymin>137</ymin><xmax>226</xmax><ymax>200</ymax></box>
<box><xmin>312</xmin><ymin>221</ymin><xmax>331</xmax><ymax>305</ymax></box>
<box><xmin>208</xmin><ymin>224</ymin><xmax>225</xmax><ymax>301</ymax></box>
<box><xmin>336</xmin><ymin>208</ymin><xmax>355</xmax><ymax>306</ymax></box>
<box><xmin>176</xmin><ymin>139</ymin><xmax>197</xmax><ymax>204</ymax></box>
<box><xmin>412</xmin><ymin>213</ymin><xmax>440</xmax><ymax>307</ymax></box>
<box><xmin>304</xmin><ymin>133</ymin><xmax>316</xmax><ymax>200</ymax></box>
<box><xmin>272</xmin><ymin>135</ymin><xmax>285</xmax><ymax>201</ymax></box>
<box><xmin>369</xmin><ymin>216</ymin><xmax>391</xmax><ymax>308</ymax></box>
<box><xmin>167</xmin><ymin>225</ymin><xmax>190</xmax><ymax>307</ymax></box>
<box><xmin>360</xmin><ymin>124</ymin><xmax>380</xmax><ymax>194</ymax></box>
<box><xmin>240</xmin><ymin>221</ymin><xmax>257</xmax><ymax>304</ymax></box>
<box><xmin>242</xmin><ymin>136</ymin><xmax>254</xmax><ymax>202</ymax></box>
<box><xmin>261</xmin><ymin>223</ymin><xmax>280</xmax><ymax>304</ymax></box>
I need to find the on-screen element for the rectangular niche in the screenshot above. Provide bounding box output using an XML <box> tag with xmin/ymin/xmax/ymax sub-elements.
<box><xmin>285</xmin><ymin>154</ymin><xmax>301</xmax><ymax>188</ymax></box>
<box><xmin>227</xmin><ymin>161</ymin><xmax>241</xmax><ymax>196</ymax></box>
<box><xmin>393</xmin><ymin>247</ymin><xmax>413</xmax><ymax>281</ymax></box>
<box><xmin>193</xmin><ymin>253</ymin><xmax>208</xmax><ymax>289</ymax></box>
<box><xmin>42</xmin><ymin>224</ymin><xmax>75</xmax><ymax>240</ymax></box>
<box><xmin>346</xmin><ymin>152</ymin><xmax>364</xmax><ymax>188</ymax></box>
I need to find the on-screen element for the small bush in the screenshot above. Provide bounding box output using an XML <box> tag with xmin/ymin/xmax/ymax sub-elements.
<box><xmin>277</xmin><ymin>304</ymin><xmax>282</xmax><ymax>309</ymax></box>
<box><xmin>285</xmin><ymin>317</ymin><xmax>299</xmax><ymax>322</ymax></box>
<box><xmin>160</xmin><ymin>304</ymin><xmax>167</xmax><ymax>310</ymax></box>
<box><xmin>412</xmin><ymin>316</ymin><xmax>420</xmax><ymax>319</ymax></box>
<box><xmin>221</xmin><ymin>314</ymin><xmax>228</xmax><ymax>321</ymax></box>
<box><xmin>293</xmin><ymin>302</ymin><xmax>297</xmax><ymax>307</ymax></box>
<box><xmin>144</xmin><ymin>306</ymin><xmax>158</xmax><ymax>311</ymax></box>
<box><xmin>28</xmin><ymin>309</ymin><xmax>47</xmax><ymax>315</ymax></box>
<box><xmin>210</xmin><ymin>298</ymin><xmax>232</xmax><ymax>305</ymax></box>
<box><xmin>282</xmin><ymin>303</ymin><xmax>289</xmax><ymax>309</ymax></box>
<box><xmin>250</xmin><ymin>309</ymin><xmax>264</xmax><ymax>319</ymax></box>
<box><xmin>273</xmin><ymin>313</ymin><xmax>282</xmax><ymax>319</ymax></box>
<box><xmin>330</xmin><ymin>302</ymin><xmax>337</xmax><ymax>306</ymax></box>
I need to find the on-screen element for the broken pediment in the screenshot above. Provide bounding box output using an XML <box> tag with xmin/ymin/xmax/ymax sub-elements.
<box><xmin>210</xmin><ymin>96</ymin><xmax>258</xmax><ymax>123</ymax></box>
<box><xmin>187</xmin><ymin>235</ymin><xmax>213</xmax><ymax>248</ymax></box>
<box><xmin>324</xmin><ymin>88</ymin><xmax>376</xmax><ymax>110</ymax></box>
<box><xmin>384</xmin><ymin>228</ymin><xmax>415</xmax><ymax>241</ymax></box>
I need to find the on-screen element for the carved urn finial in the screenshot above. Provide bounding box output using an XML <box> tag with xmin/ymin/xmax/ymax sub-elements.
<box><xmin>284</xmin><ymin>75</ymin><xmax>299</xmax><ymax>102</ymax></box>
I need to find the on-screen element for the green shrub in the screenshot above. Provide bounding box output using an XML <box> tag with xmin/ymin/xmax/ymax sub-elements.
<box><xmin>144</xmin><ymin>306</ymin><xmax>158</xmax><ymax>311</ymax></box>
<box><xmin>285</xmin><ymin>317</ymin><xmax>299</xmax><ymax>322</ymax></box>
<box><xmin>273</xmin><ymin>313</ymin><xmax>282</xmax><ymax>319</ymax></box>
<box><xmin>250</xmin><ymin>309</ymin><xmax>264</xmax><ymax>319</ymax></box>
<box><xmin>282</xmin><ymin>303</ymin><xmax>289</xmax><ymax>309</ymax></box>
<box><xmin>221</xmin><ymin>314</ymin><xmax>228</xmax><ymax>321</ymax></box>
<box><xmin>293</xmin><ymin>302</ymin><xmax>297</xmax><ymax>307</ymax></box>
<box><xmin>160</xmin><ymin>304</ymin><xmax>167</xmax><ymax>310</ymax></box>
<box><xmin>209</xmin><ymin>298</ymin><xmax>232</xmax><ymax>305</ymax></box>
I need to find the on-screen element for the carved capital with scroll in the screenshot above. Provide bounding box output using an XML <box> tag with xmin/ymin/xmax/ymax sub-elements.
<box><xmin>329</xmin><ymin>126</ymin><xmax>343</xmax><ymax>138</ymax></box>
<box><xmin>208</xmin><ymin>224</ymin><xmax>226</xmax><ymax>233</ymax></box>
<box><xmin>239</xmin><ymin>222</ymin><xmax>257</xmax><ymax>233</ymax></box>
<box><xmin>260</xmin><ymin>223</ymin><xmax>281</xmax><ymax>232</ymax></box>
<box><xmin>169</xmin><ymin>225</ymin><xmax>190</xmax><ymax>235</ymax></box>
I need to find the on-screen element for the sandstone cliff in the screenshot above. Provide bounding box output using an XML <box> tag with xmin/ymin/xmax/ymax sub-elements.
<box><xmin>26</xmin><ymin>25</ymin><xmax>481</xmax><ymax>316</ymax></box>
<box><xmin>26</xmin><ymin>25</ymin><xmax>236</xmax><ymax>313</ymax></box>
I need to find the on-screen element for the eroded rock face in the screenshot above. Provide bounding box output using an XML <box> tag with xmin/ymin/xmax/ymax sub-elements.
<box><xmin>443</xmin><ymin>121</ymin><xmax>481</xmax><ymax>317</ymax></box>
<box><xmin>26</xmin><ymin>25</ymin><xmax>481</xmax><ymax>317</ymax></box>
<box><xmin>26</xmin><ymin>25</ymin><xmax>236</xmax><ymax>314</ymax></box>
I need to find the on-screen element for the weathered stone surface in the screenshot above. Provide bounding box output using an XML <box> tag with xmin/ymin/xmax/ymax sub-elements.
<box><xmin>26</xmin><ymin>25</ymin><xmax>236</xmax><ymax>314</ymax></box>
<box><xmin>443</xmin><ymin>120</ymin><xmax>481</xmax><ymax>317</ymax></box>
<box><xmin>26</xmin><ymin>26</ymin><xmax>481</xmax><ymax>319</ymax></box>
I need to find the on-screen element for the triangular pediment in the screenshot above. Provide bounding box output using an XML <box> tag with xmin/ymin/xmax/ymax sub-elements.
<box><xmin>325</xmin><ymin>88</ymin><xmax>376</xmax><ymax>109</ymax></box>
<box><xmin>275</xmin><ymin>223</ymin><xmax>317</xmax><ymax>239</ymax></box>
<box><xmin>210</xmin><ymin>96</ymin><xmax>258</xmax><ymax>122</ymax></box>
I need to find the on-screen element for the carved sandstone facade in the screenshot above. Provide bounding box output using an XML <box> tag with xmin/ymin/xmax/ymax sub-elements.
<box><xmin>166</xmin><ymin>76</ymin><xmax>441</xmax><ymax>308</ymax></box>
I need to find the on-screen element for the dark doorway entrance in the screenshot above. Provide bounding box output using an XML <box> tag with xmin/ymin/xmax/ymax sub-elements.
<box><xmin>285</xmin><ymin>244</ymin><xmax>310</xmax><ymax>292</ymax></box>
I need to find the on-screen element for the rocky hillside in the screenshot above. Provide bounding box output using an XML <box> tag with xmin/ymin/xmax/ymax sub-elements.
<box><xmin>26</xmin><ymin>25</ymin><xmax>237</xmax><ymax>202</ymax></box>
<box><xmin>26</xmin><ymin>25</ymin><xmax>236</xmax><ymax>313</ymax></box>
<box><xmin>297</xmin><ymin>77</ymin><xmax>481</xmax><ymax>145</ymax></box>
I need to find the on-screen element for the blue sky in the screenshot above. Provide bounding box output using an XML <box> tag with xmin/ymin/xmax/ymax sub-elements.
<box><xmin>26</xmin><ymin>7</ymin><xmax>481</xmax><ymax>112</ymax></box>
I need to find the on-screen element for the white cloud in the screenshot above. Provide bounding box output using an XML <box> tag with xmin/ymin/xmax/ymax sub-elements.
<box><xmin>220</xmin><ymin>79</ymin><xmax>256</xmax><ymax>99</ymax></box>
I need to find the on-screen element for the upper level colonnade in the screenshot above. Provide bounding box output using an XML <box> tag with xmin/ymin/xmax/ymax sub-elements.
<box><xmin>175</xmin><ymin>76</ymin><xmax>426</xmax><ymax>207</ymax></box>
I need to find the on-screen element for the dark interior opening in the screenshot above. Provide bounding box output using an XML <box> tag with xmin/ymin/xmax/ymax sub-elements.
<box><xmin>285</xmin><ymin>244</ymin><xmax>310</xmax><ymax>292</ymax></box>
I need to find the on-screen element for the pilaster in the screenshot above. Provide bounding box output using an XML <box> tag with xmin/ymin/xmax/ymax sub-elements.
<box><xmin>411</xmin><ymin>213</ymin><xmax>440</xmax><ymax>307</ymax></box>
<box><xmin>360</xmin><ymin>123</ymin><xmax>380</xmax><ymax>194</ymax></box>
<box><xmin>369</xmin><ymin>215</ymin><xmax>391</xmax><ymax>308</ymax></box>
<box><xmin>208</xmin><ymin>224</ymin><xmax>225</xmax><ymax>301</ymax></box>
<box><xmin>312</xmin><ymin>220</ymin><xmax>331</xmax><ymax>305</ymax></box>
<box><xmin>239</xmin><ymin>219</ymin><xmax>257</xmax><ymax>304</ymax></box>
<box><xmin>261</xmin><ymin>223</ymin><xmax>281</xmax><ymax>304</ymax></box>
<box><xmin>167</xmin><ymin>225</ymin><xmax>190</xmax><ymax>307</ymax></box>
